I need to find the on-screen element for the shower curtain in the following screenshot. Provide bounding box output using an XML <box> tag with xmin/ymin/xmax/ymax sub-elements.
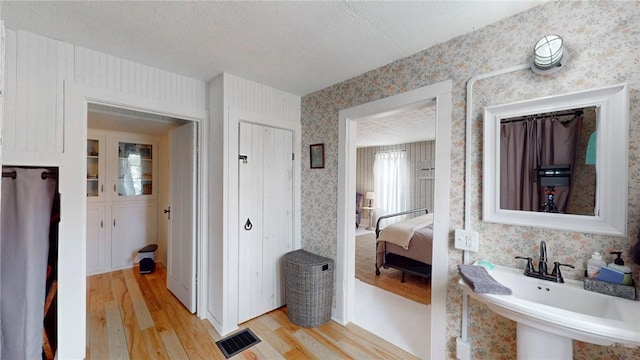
<box><xmin>500</xmin><ymin>115</ymin><xmax>583</xmax><ymax>213</ymax></box>
<box><xmin>1</xmin><ymin>168</ymin><xmax>56</xmax><ymax>359</ymax></box>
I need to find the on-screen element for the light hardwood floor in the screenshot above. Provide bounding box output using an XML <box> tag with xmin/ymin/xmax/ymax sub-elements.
<box><xmin>87</xmin><ymin>264</ymin><xmax>419</xmax><ymax>359</ymax></box>
<box><xmin>355</xmin><ymin>233</ymin><xmax>431</xmax><ymax>305</ymax></box>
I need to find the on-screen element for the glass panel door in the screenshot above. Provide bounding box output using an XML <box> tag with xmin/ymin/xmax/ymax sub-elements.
<box><xmin>87</xmin><ymin>138</ymin><xmax>100</xmax><ymax>198</ymax></box>
<box><xmin>118</xmin><ymin>142</ymin><xmax>153</xmax><ymax>197</ymax></box>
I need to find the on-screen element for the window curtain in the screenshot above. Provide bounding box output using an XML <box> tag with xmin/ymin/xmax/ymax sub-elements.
<box><xmin>374</xmin><ymin>150</ymin><xmax>409</xmax><ymax>224</ymax></box>
<box><xmin>500</xmin><ymin>115</ymin><xmax>583</xmax><ymax>212</ymax></box>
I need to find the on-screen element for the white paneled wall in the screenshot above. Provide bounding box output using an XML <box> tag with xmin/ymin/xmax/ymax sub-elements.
<box><xmin>356</xmin><ymin>140</ymin><xmax>435</xmax><ymax>213</ymax></box>
<box><xmin>3</xmin><ymin>29</ymin><xmax>207</xmax><ymax>156</ymax></box>
<box><xmin>4</xmin><ymin>30</ymin><xmax>73</xmax><ymax>153</ymax></box>
<box><xmin>74</xmin><ymin>47</ymin><xmax>206</xmax><ymax>109</ymax></box>
<box><xmin>224</xmin><ymin>73</ymin><xmax>300</xmax><ymax>124</ymax></box>
<box><xmin>2</xmin><ymin>28</ymin><xmax>208</xmax><ymax>359</ymax></box>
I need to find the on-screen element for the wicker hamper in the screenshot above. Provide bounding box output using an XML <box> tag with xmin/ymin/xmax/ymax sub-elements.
<box><xmin>284</xmin><ymin>249</ymin><xmax>334</xmax><ymax>328</ymax></box>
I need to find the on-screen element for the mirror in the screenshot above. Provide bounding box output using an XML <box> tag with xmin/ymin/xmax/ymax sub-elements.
<box><xmin>499</xmin><ymin>106</ymin><xmax>596</xmax><ymax>216</ymax></box>
<box><xmin>483</xmin><ymin>83</ymin><xmax>628</xmax><ymax>236</ymax></box>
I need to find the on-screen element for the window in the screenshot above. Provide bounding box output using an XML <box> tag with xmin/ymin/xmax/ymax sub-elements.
<box><xmin>374</xmin><ymin>150</ymin><xmax>409</xmax><ymax>223</ymax></box>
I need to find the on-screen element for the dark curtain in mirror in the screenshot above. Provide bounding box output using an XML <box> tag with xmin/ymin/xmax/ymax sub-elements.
<box><xmin>500</xmin><ymin>113</ymin><xmax>584</xmax><ymax>213</ymax></box>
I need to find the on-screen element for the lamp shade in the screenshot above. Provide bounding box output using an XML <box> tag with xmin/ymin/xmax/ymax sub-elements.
<box><xmin>366</xmin><ymin>192</ymin><xmax>375</xmax><ymax>200</ymax></box>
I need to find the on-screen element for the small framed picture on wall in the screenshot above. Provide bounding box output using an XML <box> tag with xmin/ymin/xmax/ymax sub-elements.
<box><xmin>310</xmin><ymin>143</ymin><xmax>325</xmax><ymax>169</ymax></box>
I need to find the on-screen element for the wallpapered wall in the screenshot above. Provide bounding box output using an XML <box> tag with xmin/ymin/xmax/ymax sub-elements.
<box><xmin>301</xmin><ymin>1</ymin><xmax>640</xmax><ymax>359</ymax></box>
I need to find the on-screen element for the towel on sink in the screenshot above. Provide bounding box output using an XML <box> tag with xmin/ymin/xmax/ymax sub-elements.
<box><xmin>458</xmin><ymin>264</ymin><xmax>512</xmax><ymax>295</ymax></box>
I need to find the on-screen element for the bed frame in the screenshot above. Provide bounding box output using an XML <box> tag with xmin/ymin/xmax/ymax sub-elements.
<box><xmin>375</xmin><ymin>207</ymin><xmax>432</xmax><ymax>283</ymax></box>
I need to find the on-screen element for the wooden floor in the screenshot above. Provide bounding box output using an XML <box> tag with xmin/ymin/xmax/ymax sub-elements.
<box><xmin>87</xmin><ymin>264</ymin><xmax>418</xmax><ymax>359</ymax></box>
<box><xmin>355</xmin><ymin>233</ymin><xmax>431</xmax><ymax>305</ymax></box>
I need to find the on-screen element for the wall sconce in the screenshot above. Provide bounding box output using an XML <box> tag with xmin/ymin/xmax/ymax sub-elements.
<box><xmin>530</xmin><ymin>34</ymin><xmax>568</xmax><ymax>75</ymax></box>
<box><xmin>366</xmin><ymin>191</ymin><xmax>376</xmax><ymax>207</ymax></box>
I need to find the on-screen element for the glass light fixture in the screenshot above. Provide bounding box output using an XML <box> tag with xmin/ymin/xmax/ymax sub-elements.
<box><xmin>530</xmin><ymin>35</ymin><xmax>568</xmax><ymax>74</ymax></box>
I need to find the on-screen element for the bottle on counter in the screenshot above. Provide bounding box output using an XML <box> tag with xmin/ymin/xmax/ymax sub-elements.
<box><xmin>587</xmin><ymin>252</ymin><xmax>606</xmax><ymax>279</ymax></box>
<box><xmin>608</xmin><ymin>251</ymin><xmax>633</xmax><ymax>285</ymax></box>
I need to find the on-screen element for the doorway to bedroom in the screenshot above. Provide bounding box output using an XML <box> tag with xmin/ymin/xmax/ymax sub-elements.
<box><xmin>354</xmin><ymin>107</ymin><xmax>436</xmax><ymax>306</ymax></box>
<box><xmin>336</xmin><ymin>80</ymin><xmax>452</xmax><ymax>360</ymax></box>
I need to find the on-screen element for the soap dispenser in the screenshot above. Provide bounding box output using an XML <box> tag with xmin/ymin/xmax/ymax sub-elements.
<box><xmin>608</xmin><ymin>251</ymin><xmax>633</xmax><ymax>285</ymax></box>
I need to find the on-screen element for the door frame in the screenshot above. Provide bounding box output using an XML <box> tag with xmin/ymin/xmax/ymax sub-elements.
<box><xmin>63</xmin><ymin>82</ymin><xmax>208</xmax><ymax>358</ymax></box>
<box><xmin>336</xmin><ymin>80</ymin><xmax>452</xmax><ymax>359</ymax></box>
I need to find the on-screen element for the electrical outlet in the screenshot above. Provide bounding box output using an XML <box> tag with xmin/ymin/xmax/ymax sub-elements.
<box><xmin>456</xmin><ymin>337</ymin><xmax>471</xmax><ymax>360</ymax></box>
<box><xmin>454</xmin><ymin>229</ymin><xmax>479</xmax><ymax>252</ymax></box>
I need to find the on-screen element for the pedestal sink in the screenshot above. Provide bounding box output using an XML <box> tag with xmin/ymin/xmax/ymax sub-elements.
<box><xmin>459</xmin><ymin>264</ymin><xmax>640</xmax><ymax>360</ymax></box>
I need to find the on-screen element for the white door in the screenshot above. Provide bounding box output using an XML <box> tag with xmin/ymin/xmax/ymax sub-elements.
<box><xmin>111</xmin><ymin>201</ymin><xmax>158</xmax><ymax>268</ymax></box>
<box><xmin>166</xmin><ymin>122</ymin><xmax>197</xmax><ymax>313</ymax></box>
<box><xmin>238</xmin><ymin>122</ymin><xmax>293</xmax><ymax>323</ymax></box>
<box><xmin>86</xmin><ymin>204</ymin><xmax>107</xmax><ymax>275</ymax></box>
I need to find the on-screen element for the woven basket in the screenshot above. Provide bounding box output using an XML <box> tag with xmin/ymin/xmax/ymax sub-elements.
<box><xmin>284</xmin><ymin>249</ymin><xmax>334</xmax><ymax>327</ymax></box>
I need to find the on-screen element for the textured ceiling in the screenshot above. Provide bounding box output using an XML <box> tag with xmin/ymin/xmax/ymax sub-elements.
<box><xmin>357</xmin><ymin>102</ymin><xmax>436</xmax><ymax>148</ymax></box>
<box><xmin>1</xmin><ymin>1</ymin><xmax>545</xmax><ymax>97</ymax></box>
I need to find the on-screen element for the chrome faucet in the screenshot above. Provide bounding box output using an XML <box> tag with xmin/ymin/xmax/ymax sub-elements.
<box><xmin>515</xmin><ymin>241</ymin><xmax>574</xmax><ymax>283</ymax></box>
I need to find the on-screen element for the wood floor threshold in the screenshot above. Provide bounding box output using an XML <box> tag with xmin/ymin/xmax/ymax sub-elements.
<box><xmin>87</xmin><ymin>265</ymin><xmax>419</xmax><ymax>359</ymax></box>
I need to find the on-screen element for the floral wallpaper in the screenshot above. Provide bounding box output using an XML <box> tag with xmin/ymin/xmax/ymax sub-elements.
<box><xmin>301</xmin><ymin>1</ymin><xmax>640</xmax><ymax>359</ymax></box>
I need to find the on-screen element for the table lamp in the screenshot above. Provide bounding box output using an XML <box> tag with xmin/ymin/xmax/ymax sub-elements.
<box><xmin>366</xmin><ymin>192</ymin><xmax>375</xmax><ymax>207</ymax></box>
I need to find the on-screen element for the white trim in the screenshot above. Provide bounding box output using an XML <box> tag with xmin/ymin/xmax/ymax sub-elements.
<box><xmin>483</xmin><ymin>83</ymin><xmax>628</xmax><ymax>236</ymax></box>
<box><xmin>337</xmin><ymin>80</ymin><xmax>452</xmax><ymax>360</ymax></box>
<box><xmin>63</xmin><ymin>82</ymin><xmax>208</xmax><ymax>359</ymax></box>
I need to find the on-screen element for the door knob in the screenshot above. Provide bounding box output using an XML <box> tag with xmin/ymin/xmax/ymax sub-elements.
<box><xmin>164</xmin><ymin>206</ymin><xmax>171</xmax><ymax>220</ymax></box>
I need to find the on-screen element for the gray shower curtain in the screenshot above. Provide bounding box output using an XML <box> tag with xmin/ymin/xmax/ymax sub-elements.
<box><xmin>1</xmin><ymin>168</ymin><xmax>56</xmax><ymax>359</ymax></box>
<box><xmin>500</xmin><ymin>115</ymin><xmax>583</xmax><ymax>212</ymax></box>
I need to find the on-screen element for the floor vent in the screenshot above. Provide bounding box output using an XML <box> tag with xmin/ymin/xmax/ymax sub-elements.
<box><xmin>216</xmin><ymin>328</ymin><xmax>261</xmax><ymax>358</ymax></box>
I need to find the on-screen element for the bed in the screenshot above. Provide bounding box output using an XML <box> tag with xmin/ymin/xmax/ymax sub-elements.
<box><xmin>375</xmin><ymin>208</ymin><xmax>432</xmax><ymax>283</ymax></box>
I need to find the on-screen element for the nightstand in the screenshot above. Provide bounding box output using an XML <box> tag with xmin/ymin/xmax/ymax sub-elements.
<box><xmin>362</xmin><ymin>206</ymin><xmax>377</xmax><ymax>231</ymax></box>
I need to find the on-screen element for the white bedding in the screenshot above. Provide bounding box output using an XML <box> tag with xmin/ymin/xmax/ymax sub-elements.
<box><xmin>377</xmin><ymin>213</ymin><xmax>434</xmax><ymax>249</ymax></box>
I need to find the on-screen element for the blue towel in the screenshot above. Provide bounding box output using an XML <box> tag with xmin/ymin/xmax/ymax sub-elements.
<box><xmin>585</xmin><ymin>132</ymin><xmax>596</xmax><ymax>165</ymax></box>
<box><xmin>458</xmin><ymin>264</ymin><xmax>512</xmax><ymax>295</ymax></box>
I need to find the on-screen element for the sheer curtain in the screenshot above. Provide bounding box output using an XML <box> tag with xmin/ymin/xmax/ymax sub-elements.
<box><xmin>374</xmin><ymin>150</ymin><xmax>409</xmax><ymax>224</ymax></box>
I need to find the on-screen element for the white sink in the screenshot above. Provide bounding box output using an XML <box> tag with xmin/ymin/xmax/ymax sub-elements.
<box><xmin>459</xmin><ymin>264</ymin><xmax>640</xmax><ymax>359</ymax></box>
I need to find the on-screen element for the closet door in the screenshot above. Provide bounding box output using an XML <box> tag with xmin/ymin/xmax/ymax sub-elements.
<box><xmin>238</xmin><ymin>122</ymin><xmax>294</xmax><ymax>323</ymax></box>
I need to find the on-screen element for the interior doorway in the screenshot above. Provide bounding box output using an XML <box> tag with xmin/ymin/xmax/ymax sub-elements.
<box><xmin>62</xmin><ymin>82</ymin><xmax>209</xmax><ymax>357</ymax></box>
<box><xmin>352</xmin><ymin>102</ymin><xmax>435</xmax><ymax>358</ymax></box>
<box><xmin>336</xmin><ymin>80</ymin><xmax>452</xmax><ymax>360</ymax></box>
<box><xmin>353</xmin><ymin>103</ymin><xmax>436</xmax><ymax>306</ymax></box>
<box><xmin>86</xmin><ymin>104</ymin><xmax>197</xmax><ymax>312</ymax></box>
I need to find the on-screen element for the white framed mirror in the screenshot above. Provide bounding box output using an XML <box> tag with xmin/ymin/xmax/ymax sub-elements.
<box><xmin>483</xmin><ymin>83</ymin><xmax>628</xmax><ymax>236</ymax></box>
